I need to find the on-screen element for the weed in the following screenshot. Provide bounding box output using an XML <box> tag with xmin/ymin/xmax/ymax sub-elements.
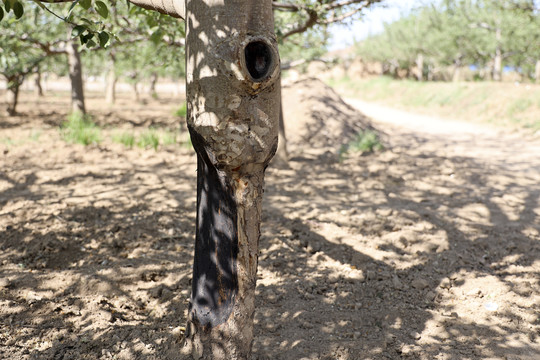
<box><xmin>507</xmin><ymin>98</ymin><xmax>533</xmax><ymax>116</ymax></box>
<box><xmin>339</xmin><ymin>129</ymin><xmax>383</xmax><ymax>159</ymax></box>
<box><xmin>174</xmin><ymin>102</ymin><xmax>187</xmax><ymax>118</ymax></box>
<box><xmin>112</xmin><ymin>132</ymin><xmax>135</xmax><ymax>148</ymax></box>
<box><xmin>137</xmin><ymin>129</ymin><xmax>160</xmax><ymax>150</ymax></box>
<box><xmin>161</xmin><ymin>130</ymin><xmax>177</xmax><ymax>146</ymax></box>
<box><xmin>61</xmin><ymin>112</ymin><xmax>101</xmax><ymax>146</ymax></box>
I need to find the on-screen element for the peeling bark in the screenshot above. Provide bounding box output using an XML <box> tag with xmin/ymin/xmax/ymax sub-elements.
<box><xmin>182</xmin><ymin>0</ymin><xmax>280</xmax><ymax>358</ymax></box>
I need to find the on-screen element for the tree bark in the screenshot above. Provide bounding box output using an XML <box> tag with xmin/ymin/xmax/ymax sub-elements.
<box><xmin>535</xmin><ymin>59</ymin><xmax>540</xmax><ymax>84</ymax></box>
<box><xmin>415</xmin><ymin>53</ymin><xmax>424</xmax><ymax>81</ymax></box>
<box><xmin>105</xmin><ymin>54</ymin><xmax>117</xmax><ymax>104</ymax></box>
<box><xmin>149</xmin><ymin>72</ymin><xmax>158</xmax><ymax>98</ymax></box>
<box><xmin>66</xmin><ymin>35</ymin><xmax>86</xmax><ymax>114</ymax></box>
<box><xmin>182</xmin><ymin>0</ymin><xmax>280</xmax><ymax>359</ymax></box>
<box><xmin>272</xmin><ymin>83</ymin><xmax>289</xmax><ymax>168</ymax></box>
<box><xmin>452</xmin><ymin>65</ymin><xmax>461</xmax><ymax>83</ymax></box>
<box><xmin>132</xmin><ymin>82</ymin><xmax>140</xmax><ymax>101</ymax></box>
<box><xmin>492</xmin><ymin>27</ymin><xmax>503</xmax><ymax>82</ymax></box>
<box><xmin>6</xmin><ymin>75</ymin><xmax>22</xmax><ymax>116</ymax></box>
<box><xmin>34</xmin><ymin>68</ymin><xmax>44</xmax><ymax>97</ymax></box>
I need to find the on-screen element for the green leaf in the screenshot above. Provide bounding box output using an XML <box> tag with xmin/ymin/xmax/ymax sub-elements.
<box><xmin>94</xmin><ymin>0</ymin><xmax>108</xmax><ymax>19</ymax></box>
<box><xmin>98</xmin><ymin>31</ymin><xmax>109</xmax><ymax>48</ymax></box>
<box><xmin>80</xmin><ymin>17</ymin><xmax>95</xmax><ymax>25</ymax></box>
<box><xmin>79</xmin><ymin>0</ymin><xmax>91</xmax><ymax>10</ymax></box>
<box><xmin>13</xmin><ymin>0</ymin><xmax>23</xmax><ymax>19</ymax></box>
<box><xmin>150</xmin><ymin>29</ymin><xmax>163</xmax><ymax>43</ymax></box>
<box><xmin>0</xmin><ymin>6</ymin><xmax>4</xmax><ymax>22</ymax></box>
<box><xmin>85</xmin><ymin>39</ymin><xmax>96</xmax><ymax>48</ymax></box>
<box><xmin>72</xmin><ymin>25</ymin><xmax>86</xmax><ymax>38</ymax></box>
<box><xmin>80</xmin><ymin>32</ymin><xmax>94</xmax><ymax>45</ymax></box>
<box><xmin>4</xmin><ymin>0</ymin><xmax>12</xmax><ymax>13</ymax></box>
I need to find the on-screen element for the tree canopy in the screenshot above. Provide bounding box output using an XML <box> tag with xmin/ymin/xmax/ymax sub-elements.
<box><xmin>355</xmin><ymin>0</ymin><xmax>540</xmax><ymax>81</ymax></box>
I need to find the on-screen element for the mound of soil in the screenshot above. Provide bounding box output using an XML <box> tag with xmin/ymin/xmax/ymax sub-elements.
<box><xmin>281</xmin><ymin>78</ymin><xmax>375</xmax><ymax>152</ymax></box>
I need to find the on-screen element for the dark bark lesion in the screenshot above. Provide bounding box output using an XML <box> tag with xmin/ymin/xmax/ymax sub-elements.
<box><xmin>190</xmin><ymin>130</ymin><xmax>239</xmax><ymax>330</ymax></box>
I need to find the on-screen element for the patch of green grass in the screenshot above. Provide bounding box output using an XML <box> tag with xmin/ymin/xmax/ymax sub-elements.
<box><xmin>506</xmin><ymin>98</ymin><xmax>533</xmax><ymax>117</ymax></box>
<box><xmin>112</xmin><ymin>132</ymin><xmax>136</xmax><ymax>148</ymax></box>
<box><xmin>161</xmin><ymin>130</ymin><xmax>177</xmax><ymax>146</ymax></box>
<box><xmin>61</xmin><ymin>112</ymin><xmax>101</xmax><ymax>146</ymax></box>
<box><xmin>339</xmin><ymin>129</ymin><xmax>384</xmax><ymax>159</ymax></box>
<box><xmin>174</xmin><ymin>102</ymin><xmax>187</xmax><ymax>118</ymax></box>
<box><xmin>137</xmin><ymin>129</ymin><xmax>160</xmax><ymax>150</ymax></box>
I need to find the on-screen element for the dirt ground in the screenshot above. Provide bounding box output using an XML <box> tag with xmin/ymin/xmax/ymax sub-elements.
<box><xmin>1</xmin><ymin>78</ymin><xmax>539</xmax><ymax>360</ymax></box>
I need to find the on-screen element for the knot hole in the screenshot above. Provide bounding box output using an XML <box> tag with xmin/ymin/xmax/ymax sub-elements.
<box><xmin>244</xmin><ymin>41</ymin><xmax>273</xmax><ymax>82</ymax></box>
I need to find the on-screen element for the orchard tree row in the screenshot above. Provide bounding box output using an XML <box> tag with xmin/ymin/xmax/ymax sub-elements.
<box><xmin>355</xmin><ymin>0</ymin><xmax>540</xmax><ymax>82</ymax></box>
<box><xmin>1</xmin><ymin>0</ymin><xmax>383</xmax><ymax>116</ymax></box>
<box><xmin>0</xmin><ymin>1</ymin><xmax>185</xmax><ymax>115</ymax></box>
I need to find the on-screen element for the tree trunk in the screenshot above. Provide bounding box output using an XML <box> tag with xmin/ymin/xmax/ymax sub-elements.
<box><xmin>415</xmin><ymin>53</ymin><xmax>424</xmax><ymax>81</ymax></box>
<box><xmin>272</xmin><ymin>83</ymin><xmax>289</xmax><ymax>168</ymax></box>
<box><xmin>149</xmin><ymin>72</ymin><xmax>158</xmax><ymax>98</ymax></box>
<box><xmin>105</xmin><ymin>54</ymin><xmax>117</xmax><ymax>104</ymax></box>
<box><xmin>182</xmin><ymin>0</ymin><xmax>280</xmax><ymax>359</ymax></box>
<box><xmin>66</xmin><ymin>34</ymin><xmax>86</xmax><ymax>114</ymax></box>
<box><xmin>6</xmin><ymin>75</ymin><xmax>22</xmax><ymax>116</ymax></box>
<box><xmin>535</xmin><ymin>60</ymin><xmax>540</xmax><ymax>84</ymax></box>
<box><xmin>34</xmin><ymin>68</ymin><xmax>44</xmax><ymax>97</ymax></box>
<box><xmin>492</xmin><ymin>27</ymin><xmax>503</xmax><ymax>82</ymax></box>
<box><xmin>452</xmin><ymin>65</ymin><xmax>461</xmax><ymax>83</ymax></box>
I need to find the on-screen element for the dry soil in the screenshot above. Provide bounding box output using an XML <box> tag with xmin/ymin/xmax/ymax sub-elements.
<box><xmin>0</xmin><ymin>78</ymin><xmax>539</xmax><ymax>360</ymax></box>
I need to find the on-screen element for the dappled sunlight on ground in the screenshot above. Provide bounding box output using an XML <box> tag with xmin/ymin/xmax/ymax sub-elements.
<box><xmin>1</xmin><ymin>85</ymin><xmax>539</xmax><ymax>359</ymax></box>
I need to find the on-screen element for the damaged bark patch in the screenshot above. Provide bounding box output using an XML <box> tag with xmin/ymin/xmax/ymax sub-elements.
<box><xmin>190</xmin><ymin>132</ymin><xmax>239</xmax><ymax>329</ymax></box>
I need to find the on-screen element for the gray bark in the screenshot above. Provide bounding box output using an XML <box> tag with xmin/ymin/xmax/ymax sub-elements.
<box><xmin>182</xmin><ymin>0</ymin><xmax>280</xmax><ymax>358</ymax></box>
<box><xmin>272</xmin><ymin>82</ymin><xmax>289</xmax><ymax>168</ymax></box>
<box><xmin>105</xmin><ymin>55</ymin><xmax>117</xmax><ymax>104</ymax></box>
<box><xmin>34</xmin><ymin>69</ymin><xmax>44</xmax><ymax>97</ymax></box>
<box><xmin>6</xmin><ymin>76</ymin><xmax>22</xmax><ymax>116</ymax></box>
<box><xmin>149</xmin><ymin>72</ymin><xmax>158</xmax><ymax>98</ymax></box>
<box><xmin>66</xmin><ymin>35</ymin><xmax>86</xmax><ymax>114</ymax></box>
<box><xmin>492</xmin><ymin>27</ymin><xmax>503</xmax><ymax>82</ymax></box>
<box><xmin>415</xmin><ymin>53</ymin><xmax>424</xmax><ymax>81</ymax></box>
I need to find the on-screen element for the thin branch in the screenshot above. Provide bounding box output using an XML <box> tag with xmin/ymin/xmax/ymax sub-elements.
<box><xmin>321</xmin><ymin>7</ymin><xmax>364</xmax><ymax>24</ymax></box>
<box><xmin>326</xmin><ymin>0</ymin><xmax>370</xmax><ymax>11</ymax></box>
<box><xmin>272</xmin><ymin>2</ymin><xmax>302</xmax><ymax>11</ymax></box>
<box><xmin>281</xmin><ymin>8</ymin><xmax>318</xmax><ymax>40</ymax></box>
<box><xmin>36</xmin><ymin>0</ymin><xmax>185</xmax><ymax>19</ymax></box>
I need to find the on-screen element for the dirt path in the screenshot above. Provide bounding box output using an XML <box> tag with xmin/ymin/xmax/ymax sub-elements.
<box><xmin>1</xmin><ymin>85</ymin><xmax>539</xmax><ymax>360</ymax></box>
<box><xmin>345</xmin><ymin>98</ymin><xmax>540</xmax><ymax>175</ymax></box>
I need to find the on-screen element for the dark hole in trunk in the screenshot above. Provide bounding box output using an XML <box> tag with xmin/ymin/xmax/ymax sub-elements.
<box><xmin>244</xmin><ymin>41</ymin><xmax>272</xmax><ymax>81</ymax></box>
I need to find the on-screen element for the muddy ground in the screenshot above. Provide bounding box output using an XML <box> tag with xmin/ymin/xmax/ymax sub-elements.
<box><xmin>1</xmin><ymin>79</ymin><xmax>539</xmax><ymax>359</ymax></box>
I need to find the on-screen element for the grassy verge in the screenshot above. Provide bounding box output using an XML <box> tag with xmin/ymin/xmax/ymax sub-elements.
<box><xmin>61</xmin><ymin>113</ymin><xmax>191</xmax><ymax>150</ymax></box>
<box><xmin>329</xmin><ymin>76</ymin><xmax>540</xmax><ymax>132</ymax></box>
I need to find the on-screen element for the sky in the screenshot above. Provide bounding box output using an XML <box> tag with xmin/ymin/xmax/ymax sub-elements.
<box><xmin>327</xmin><ymin>0</ymin><xmax>430</xmax><ymax>51</ymax></box>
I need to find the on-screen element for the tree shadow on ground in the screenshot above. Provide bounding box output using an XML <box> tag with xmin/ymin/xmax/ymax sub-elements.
<box><xmin>1</xmin><ymin>93</ymin><xmax>539</xmax><ymax>359</ymax></box>
<box><xmin>253</xmin><ymin>133</ymin><xmax>540</xmax><ymax>359</ymax></box>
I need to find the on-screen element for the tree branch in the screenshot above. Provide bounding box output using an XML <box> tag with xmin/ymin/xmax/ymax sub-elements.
<box><xmin>280</xmin><ymin>8</ymin><xmax>318</xmax><ymax>40</ymax></box>
<box><xmin>37</xmin><ymin>0</ymin><xmax>186</xmax><ymax>19</ymax></box>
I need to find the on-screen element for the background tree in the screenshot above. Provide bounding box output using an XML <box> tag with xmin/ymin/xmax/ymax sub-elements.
<box><xmin>354</xmin><ymin>0</ymin><xmax>540</xmax><ymax>82</ymax></box>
